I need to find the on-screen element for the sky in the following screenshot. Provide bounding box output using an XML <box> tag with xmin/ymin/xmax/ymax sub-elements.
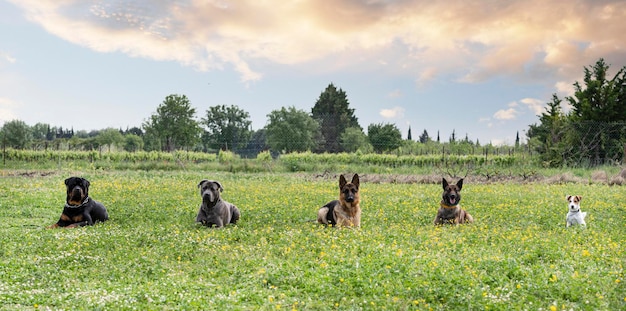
<box><xmin>1</xmin><ymin>0</ymin><xmax>626</xmax><ymax>146</ymax></box>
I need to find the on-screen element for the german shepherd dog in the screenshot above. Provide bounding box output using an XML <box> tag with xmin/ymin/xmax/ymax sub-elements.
<box><xmin>317</xmin><ymin>174</ymin><xmax>361</xmax><ymax>227</ymax></box>
<box><xmin>434</xmin><ymin>178</ymin><xmax>473</xmax><ymax>225</ymax></box>
<box><xmin>48</xmin><ymin>177</ymin><xmax>109</xmax><ymax>228</ymax></box>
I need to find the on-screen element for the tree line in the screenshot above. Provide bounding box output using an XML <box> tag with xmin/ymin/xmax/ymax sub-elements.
<box><xmin>1</xmin><ymin>83</ymin><xmax>488</xmax><ymax>157</ymax></box>
<box><xmin>2</xmin><ymin>59</ymin><xmax>625</xmax><ymax>167</ymax></box>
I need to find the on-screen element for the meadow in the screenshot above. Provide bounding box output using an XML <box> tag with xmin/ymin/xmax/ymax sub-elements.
<box><xmin>0</xmin><ymin>169</ymin><xmax>624</xmax><ymax>310</ymax></box>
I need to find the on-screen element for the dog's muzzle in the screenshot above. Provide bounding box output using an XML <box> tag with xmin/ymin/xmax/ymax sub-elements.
<box><xmin>202</xmin><ymin>192</ymin><xmax>216</xmax><ymax>203</ymax></box>
<box><xmin>344</xmin><ymin>195</ymin><xmax>354</xmax><ymax>203</ymax></box>
<box><xmin>69</xmin><ymin>187</ymin><xmax>83</xmax><ymax>201</ymax></box>
<box><xmin>447</xmin><ymin>195</ymin><xmax>458</xmax><ymax>205</ymax></box>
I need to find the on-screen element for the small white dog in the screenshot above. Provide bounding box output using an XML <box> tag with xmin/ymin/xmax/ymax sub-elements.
<box><xmin>566</xmin><ymin>195</ymin><xmax>587</xmax><ymax>227</ymax></box>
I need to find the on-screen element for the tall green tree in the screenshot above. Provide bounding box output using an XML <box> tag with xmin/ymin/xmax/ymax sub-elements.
<box><xmin>418</xmin><ymin>129</ymin><xmax>430</xmax><ymax>143</ymax></box>
<box><xmin>311</xmin><ymin>83</ymin><xmax>360</xmax><ymax>153</ymax></box>
<box><xmin>143</xmin><ymin>94</ymin><xmax>201</xmax><ymax>152</ymax></box>
<box><xmin>568</xmin><ymin>58</ymin><xmax>626</xmax><ymax>122</ymax></box>
<box><xmin>265</xmin><ymin>106</ymin><xmax>321</xmax><ymax>153</ymax></box>
<box><xmin>528</xmin><ymin>58</ymin><xmax>626</xmax><ymax>166</ymax></box>
<box><xmin>1</xmin><ymin>120</ymin><xmax>32</xmax><ymax>149</ymax></box>
<box><xmin>527</xmin><ymin>94</ymin><xmax>567</xmax><ymax>165</ymax></box>
<box><xmin>368</xmin><ymin>123</ymin><xmax>402</xmax><ymax>153</ymax></box>
<box><xmin>565</xmin><ymin>58</ymin><xmax>626</xmax><ymax>164</ymax></box>
<box><xmin>201</xmin><ymin>105</ymin><xmax>252</xmax><ymax>153</ymax></box>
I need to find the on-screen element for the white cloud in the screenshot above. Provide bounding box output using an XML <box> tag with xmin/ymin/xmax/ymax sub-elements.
<box><xmin>380</xmin><ymin>106</ymin><xmax>405</xmax><ymax>119</ymax></box>
<box><xmin>493</xmin><ymin>108</ymin><xmax>518</xmax><ymax>120</ymax></box>
<box><xmin>555</xmin><ymin>80</ymin><xmax>576</xmax><ymax>96</ymax></box>
<box><xmin>519</xmin><ymin>98</ymin><xmax>544</xmax><ymax>115</ymax></box>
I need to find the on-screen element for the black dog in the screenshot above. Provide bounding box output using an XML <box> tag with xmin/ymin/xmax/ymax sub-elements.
<box><xmin>48</xmin><ymin>177</ymin><xmax>109</xmax><ymax>228</ymax></box>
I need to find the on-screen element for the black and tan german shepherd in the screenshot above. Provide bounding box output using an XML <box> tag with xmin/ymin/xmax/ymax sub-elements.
<box><xmin>317</xmin><ymin>174</ymin><xmax>361</xmax><ymax>227</ymax></box>
<box><xmin>434</xmin><ymin>178</ymin><xmax>473</xmax><ymax>225</ymax></box>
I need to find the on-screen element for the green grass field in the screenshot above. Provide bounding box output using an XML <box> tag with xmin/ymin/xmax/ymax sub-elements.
<box><xmin>0</xmin><ymin>170</ymin><xmax>624</xmax><ymax>310</ymax></box>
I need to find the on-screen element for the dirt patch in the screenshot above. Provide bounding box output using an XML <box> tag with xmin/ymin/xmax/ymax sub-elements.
<box><xmin>0</xmin><ymin>170</ymin><xmax>57</xmax><ymax>178</ymax></box>
<box><xmin>304</xmin><ymin>170</ymin><xmax>623</xmax><ymax>185</ymax></box>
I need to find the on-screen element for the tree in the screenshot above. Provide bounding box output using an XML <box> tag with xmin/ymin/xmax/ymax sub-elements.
<box><xmin>311</xmin><ymin>83</ymin><xmax>360</xmax><ymax>153</ymax></box>
<box><xmin>142</xmin><ymin>94</ymin><xmax>201</xmax><ymax>152</ymax></box>
<box><xmin>367</xmin><ymin>123</ymin><xmax>402</xmax><ymax>153</ymax></box>
<box><xmin>74</xmin><ymin>130</ymin><xmax>90</xmax><ymax>139</ymax></box>
<box><xmin>242</xmin><ymin>129</ymin><xmax>270</xmax><ymax>158</ymax></box>
<box><xmin>568</xmin><ymin>58</ymin><xmax>626</xmax><ymax>122</ymax></box>
<box><xmin>201</xmin><ymin>105</ymin><xmax>252</xmax><ymax>153</ymax></box>
<box><xmin>564</xmin><ymin>58</ymin><xmax>626</xmax><ymax>164</ymax></box>
<box><xmin>1</xmin><ymin>120</ymin><xmax>32</xmax><ymax>149</ymax></box>
<box><xmin>266</xmin><ymin>106</ymin><xmax>321</xmax><ymax>153</ymax></box>
<box><xmin>340</xmin><ymin>127</ymin><xmax>371</xmax><ymax>152</ymax></box>
<box><xmin>527</xmin><ymin>94</ymin><xmax>567</xmax><ymax>165</ymax></box>
<box><xmin>418</xmin><ymin>129</ymin><xmax>430</xmax><ymax>143</ymax></box>
<box><xmin>125</xmin><ymin>127</ymin><xmax>144</xmax><ymax>137</ymax></box>
<box><xmin>450</xmin><ymin>129</ymin><xmax>456</xmax><ymax>143</ymax></box>
<box><xmin>31</xmin><ymin>123</ymin><xmax>50</xmax><ymax>140</ymax></box>
<box><xmin>124</xmin><ymin>134</ymin><xmax>144</xmax><ymax>152</ymax></box>
<box><xmin>98</xmin><ymin>128</ymin><xmax>125</xmax><ymax>152</ymax></box>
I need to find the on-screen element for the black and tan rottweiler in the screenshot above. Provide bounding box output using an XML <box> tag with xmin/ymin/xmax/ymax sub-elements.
<box><xmin>48</xmin><ymin>177</ymin><xmax>109</xmax><ymax>228</ymax></box>
<box><xmin>434</xmin><ymin>177</ymin><xmax>473</xmax><ymax>225</ymax></box>
<box><xmin>317</xmin><ymin>174</ymin><xmax>361</xmax><ymax>227</ymax></box>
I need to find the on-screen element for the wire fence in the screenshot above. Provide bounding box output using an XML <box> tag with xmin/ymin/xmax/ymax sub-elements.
<box><xmin>529</xmin><ymin>121</ymin><xmax>626</xmax><ymax>167</ymax></box>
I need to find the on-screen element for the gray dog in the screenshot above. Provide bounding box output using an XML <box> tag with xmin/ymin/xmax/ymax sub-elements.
<box><xmin>195</xmin><ymin>179</ymin><xmax>240</xmax><ymax>228</ymax></box>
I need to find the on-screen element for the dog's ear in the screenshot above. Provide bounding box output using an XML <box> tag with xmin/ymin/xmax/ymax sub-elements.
<box><xmin>456</xmin><ymin>178</ymin><xmax>463</xmax><ymax>190</ymax></box>
<box><xmin>576</xmin><ymin>195</ymin><xmax>582</xmax><ymax>201</ymax></box>
<box><xmin>198</xmin><ymin>179</ymin><xmax>209</xmax><ymax>188</ymax></box>
<box><xmin>442</xmin><ymin>178</ymin><xmax>449</xmax><ymax>190</ymax></box>
<box><xmin>339</xmin><ymin>175</ymin><xmax>347</xmax><ymax>189</ymax></box>
<box><xmin>81</xmin><ymin>178</ymin><xmax>90</xmax><ymax>196</ymax></box>
<box><xmin>566</xmin><ymin>195</ymin><xmax>571</xmax><ymax>201</ymax></box>
<box><xmin>351</xmin><ymin>174</ymin><xmax>360</xmax><ymax>189</ymax></box>
<box><xmin>214</xmin><ymin>181</ymin><xmax>224</xmax><ymax>192</ymax></box>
